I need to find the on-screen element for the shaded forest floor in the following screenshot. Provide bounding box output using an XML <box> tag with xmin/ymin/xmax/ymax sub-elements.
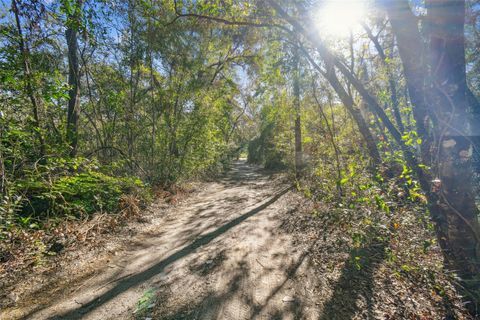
<box><xmin>0</xmin><ymin>160</ymin><xmax>471</xmax><ymax>319</ymax></box>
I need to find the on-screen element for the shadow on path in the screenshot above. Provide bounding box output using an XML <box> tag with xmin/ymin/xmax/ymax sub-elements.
<box><xmin>250</xmin><ymin>246</ymin><xmax>312</xmax><ymax>319</ymax></box>
<box><xmin>318</xmin><ymin>238</ymin><xmax>387</xmax><ymax>320</ymax></box>
<box><xmin>48</xmin><ymin>186</ymin><xmax>292</xmax><ymax>320</ymax></box>
<box><xmin>157</xmin><ymin>259</ymin><xmax>252</xmax><ymax>320</ymax></box>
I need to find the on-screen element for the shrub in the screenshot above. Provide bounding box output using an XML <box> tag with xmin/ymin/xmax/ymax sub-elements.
<box><xmin>7</xmin><ymin>157</ymin><xmax>145</xmax><ymax>223</ymax></box>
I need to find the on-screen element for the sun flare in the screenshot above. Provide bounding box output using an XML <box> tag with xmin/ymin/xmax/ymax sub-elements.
<box><xmin>315</xmin><ymin>1</ymin><xmax>367</xmax><ymax>37</ymax></box>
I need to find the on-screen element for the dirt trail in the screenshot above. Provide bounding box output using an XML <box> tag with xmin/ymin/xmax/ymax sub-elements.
<box><xmin>4</xmin><ymin>160</ymin><xmax>319</xmax><ymax>319</ymax></box>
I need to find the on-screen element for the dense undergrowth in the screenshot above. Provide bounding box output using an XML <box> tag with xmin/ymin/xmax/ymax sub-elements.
<box><xmin>246</xmin><ymin>76</ymin><xmax>478</xmax><ymax>317</ymax></box>
<box><xmin>281</xmin><ymin>189</ymin><xmax>467</xmax><ymax>318</ymax></box>
<box><xmin>0</xmin><ymin>116</ymin><xmax>240</xmax><ymax>274</ymax></box>
<box><xmin>0</xmin><ymin>0</ymin><xmax>252</xmax><ymax>274</ymax></box>
<box><xmin>0</xmin><ymin>146</ymin><xmax>238</xmax><ymax>270</ymax></box>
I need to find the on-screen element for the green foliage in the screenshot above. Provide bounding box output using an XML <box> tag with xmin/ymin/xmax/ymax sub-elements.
<box><xmin>248</xmin><ymin>122</ymin><xmax>287</xmax><ymax>169</ymax></box>
<box><xmin>0</xmin><ymin>0</ymin><xmax>255</xmax><ymax>236</ymax></box>
<box><xmin>4</xmin><ymin>158</ymin><xmax>145</xmax><ymax>226</ymax></box>
<box><xmin>134</xmin><ymin>288</ymin><xmax>157</xmax><ymax>318</ymax></box>
<box><xmin>247</xmin><ymin>89</ymin><xmax>292</xmax><ymax>169</ymax></box>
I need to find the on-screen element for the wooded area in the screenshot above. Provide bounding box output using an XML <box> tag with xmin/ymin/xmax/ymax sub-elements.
<box><xmin>1</xmin><ymin>0</ymin><xmax>480</xmax><ymax>318</ymax></box>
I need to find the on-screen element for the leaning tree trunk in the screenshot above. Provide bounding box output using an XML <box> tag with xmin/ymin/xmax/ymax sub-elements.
<box><xmin>325</xmin><ymin>64</ymin><xmax>382</xmax><ymax>168</ymax></box>
<box><xmin>385</xmin><ymin>0</ymin><xmax>480</xmax><ymax>313</ymax></box>
<box><xmin>300</xmin><ymin>44</ymin><xmax>382</xmax><ymax>168</ymax></box>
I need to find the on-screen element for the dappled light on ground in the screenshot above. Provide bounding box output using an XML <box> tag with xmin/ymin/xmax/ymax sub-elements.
<box><xmin>6</xmin><ymin>161</ymin><xmax>311</xmax><ymax>319</ymax></box>
<box><xmin>1</xmin><ymin>161</ymin><xmax>467</xmax><ymax>319</ymax></box>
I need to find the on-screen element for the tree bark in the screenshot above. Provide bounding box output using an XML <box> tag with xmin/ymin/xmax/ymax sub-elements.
<box><xmin>385</xmin><ymin>0</ymin><xmax>480</xmax><ymax>313</ymax></box>
<box><xmin>292</xmin><ymin>46</ymin><xmax>303</xmax><ymax>175</ymax></box>
<box><xmin>11</xmin><ymin>0</ymin><xmax>45</xmax><ymax>157</ymax></box>
<box><xmin>427</xmin><ymin>1</ymin><xmax>480</xmax><ymax>313</ymax></box>
<box><xmin>65</xmin><ymin>0</ymin><xmax>82</xmax><ymax>157</ymax></box>
<box><xmin>467</xmin><ymin>87</ymin><xmax>480</xmax><ymax>174</ymax></box>
<box><xmin>0</xmin><ymin>113</ymin><xmax>5</xmax><ymax>197</ymax></box>
<box><xmin>467</xmin><ymin>87</ymin><xmax>480</xmax><ymax>137</ymax></box>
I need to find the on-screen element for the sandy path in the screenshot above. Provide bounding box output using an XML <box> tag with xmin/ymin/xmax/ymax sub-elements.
<box><xmin>5</xmin><ymin>161</ymin><xmax>318</xmax><ymax>320</ymax></box>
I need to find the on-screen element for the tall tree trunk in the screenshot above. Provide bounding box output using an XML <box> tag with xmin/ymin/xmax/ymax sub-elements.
<box><xmin>467</xmin><ymin>87</ymin><xmax>480</xmax><ymax>137</ymax></box>
<box><xmin>298</xmin><ymin>44</ymin><xmax>382</xmax><ymax>168</ymax></box>
<box><xmin>65</xmin><ymin>0</ymin><xmax>82</xmax><ymax>157</ymax></box>
<box><xmin>0</xmin><ymin>113</ymin><xmax>5</xmax><ymax>197</ymax></box>
<box><xmin>292</xmin><ymin>46</ymin><xmax>303</xmax><ymax>175</ymax></box>
<box><xmin>385</xmin><ymin>0</ymin><xmax>480</xmax><ymax>313</ymax></box>
<box><xmin>126</xmin><ymin>0</ymin><xmax>139</xmax><ymax>166</ymax></box>
<box><xmin>466</xmin><ymin>87</ymin><xmax>480</xmax><ymax>174</ymax></box>
<box><xmin>11</xmin><ymin>0</ymin><xmax>45</xmax><ymax>158</ymax></box>
<box><xmin>427</xmin><ymin>0</ymin><xmax>480</xmax><ymax>313</ymax></box>
<box><xmin>382</xmin><ymin>1</ymin><xmax>430</xmax><ymax>140</ymax></box>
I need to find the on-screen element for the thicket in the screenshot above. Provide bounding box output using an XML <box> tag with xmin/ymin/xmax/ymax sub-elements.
<box><xmin>236</xmin><ymin>0</ymin><xmax>480</xmax><ymax>314</ymax></box>
<box><xmin>0</xmin><ymin>0</ymin><xmax>255</xmax><ymax>270</ymax></box>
